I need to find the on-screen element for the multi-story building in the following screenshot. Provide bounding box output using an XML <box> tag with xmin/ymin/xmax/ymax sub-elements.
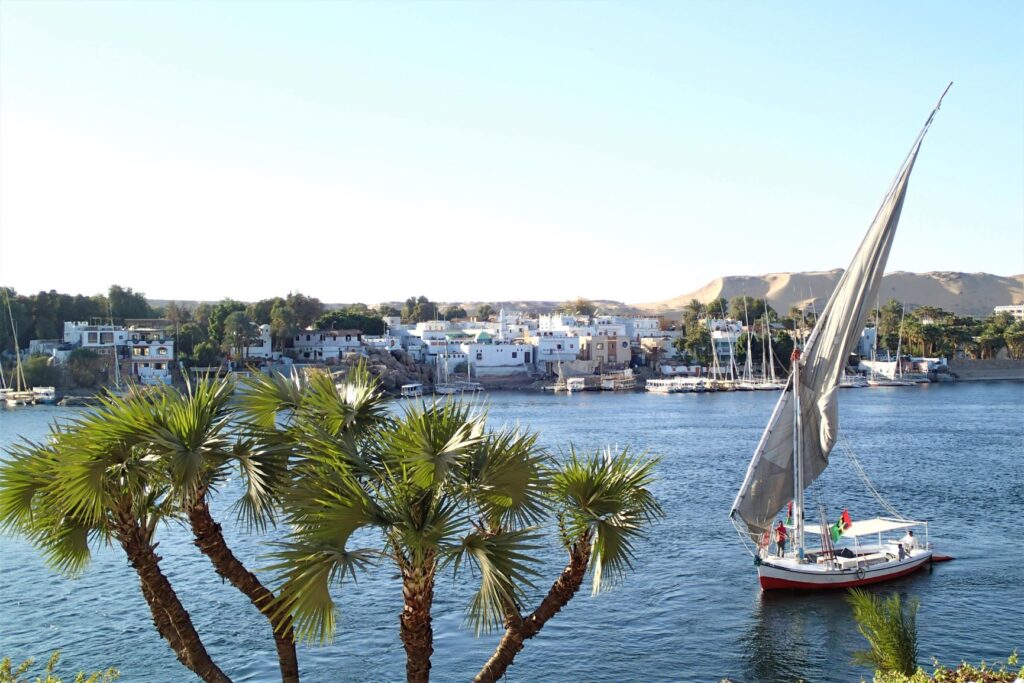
<box><xmin>994</xmin><ymin>304</ymin><xmax>1024</xmax><ymax>321</ymax></box>
<box><xmin>578</xmin><ymin>335</ymin><xmax>631</xmax><ymax>368</ymax></box>
<box><xmin>292</xmin><ymin>329</ymin><xmax>363</xmax><ymax>361</ymax></box>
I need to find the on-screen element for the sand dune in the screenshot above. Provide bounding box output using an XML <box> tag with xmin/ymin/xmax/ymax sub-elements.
<box><xmin>638</xmin><ymin>271</ymin><xmax>1024</xmax><ymax>318</ymax></box>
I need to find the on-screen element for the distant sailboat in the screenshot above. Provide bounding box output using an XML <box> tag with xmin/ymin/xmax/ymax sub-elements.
<box><xmin>730</xmin><ymin>85</ymin><xmax>952</xmax><ymax>590</ymax></box>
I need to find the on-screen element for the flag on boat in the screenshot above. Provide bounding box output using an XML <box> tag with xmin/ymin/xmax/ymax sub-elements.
<box><xmin>830</xmin><ymin>509</ymin><xmax>853</xmax><ymax>542</ymax></box>
<box><xmin>784</xmin><ymin>501</ymin><xmax>793</xmax><ymax>526</ymax></box>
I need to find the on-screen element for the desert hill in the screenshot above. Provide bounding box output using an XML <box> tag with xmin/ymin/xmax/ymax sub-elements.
<box><xmin>638</xmin><ymin>271</ymin><xmax>1024</xmax><ymax>318</ymax></box>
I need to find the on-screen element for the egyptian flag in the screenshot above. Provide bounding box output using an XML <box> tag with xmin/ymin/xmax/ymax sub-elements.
<box><xmin>830</xmin><ymin>509</ymin><xmax>853</xmax><ymax>543</ymax></box>
<box><xmin>784</xmin><ymin>501</ymin><xmax>794</xmax><ymax>526</ymax></box>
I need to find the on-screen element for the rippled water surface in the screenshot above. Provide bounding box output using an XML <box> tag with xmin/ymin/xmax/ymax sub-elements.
<box><xmin>2</xmin><ymin>383</ymin><xmax>1022</xmax><ymax>682</ymax></box>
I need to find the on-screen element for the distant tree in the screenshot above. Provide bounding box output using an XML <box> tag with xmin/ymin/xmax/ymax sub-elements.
<box><xmin>1004</xmin><ymin>322</ymin><xmax>1024</xmax><ymax>360</ymax></box>
<box><xmin>377</xmin><ymin>303</ymin><xmax>401</xmax><ymax>317</ymax></box>
<box><xmin>684</xmin><ymin>325</ymin><xmax>712</xmax><ymax>366</ymax></box>
<box><xmin>176</xmin><ymin>321</ymin><xmax>207</xmax><ymax>358</ymax></box>
<box><xmin>108</xmin><ymin>285</ymin><xmax>153</xmax><ymax>320</ymax></box>
<box><xmin>68</xmin><ymin>348</ymin><xmax>103</xmax><ymax>388</ymax></box>
<box><xmin>22</xmin><ymin>354</ymin><xmax>59</xmax><ymax>387</ymax></box>
<box><xmin>270</xmin><ymin>304</ymin><xmax>299</xmax><ymax>351</ymax></box>
<box><xmin>246</xmin><ymin>298</ymin><xmax>284</xmax><ymax>324</ymax></box>
<box><xmin>728</xmin><ymin>296</ymin><xmax>773</xmax><ymax>323</ymax></box>
<box><xmin>681</xmin><ymin>299</ymin><xmax>703</xmax><ymax>327</ymax></box>
<box><xmin>559</xmin><ymin>297</ymin><xmax>597</xmax><ymax>317</ymax></box>
<box><xmin>192</xmin><ymin>302</ymin><xmax>214</xmax><ymax>328</ymax></box>
<box><xmin>207</xmin><ymin>299</ymin><xmax>246</xmax><ymax>346</ymax></box>
<box><xmin>191</xmin><ymin>341</ymin><xmax>222</xmax><ymax>367</ymax></box>
<box><xmin>444</xmin><ymin>305</ymin><xmax>467</xmax><ymax>321</ymax></box>
<box><xmin>165</xmin><ymin>301</ymin><xmax>191</xmax><ymax>328</ymax></box>
<box><xmin>285</xmin><ymin>292</ymin><xmax>324</xmax><ymax>328</ymax></box>
<box><xmin>772</xmin><ymin>332</ymin><xmax>795</xmax><ymax>373</ymax></box>
<box><xmin>475</xmin><ymin>304</ymin><xmax>495</xmax><ymax>321</ymax></box>
<box><xmin>222</xmin><ymin>311</ymin><xmax>255</xmax><ymax>362</ymax></box>
<box><xmin>733</xmin><ymin>332</ymin><xmax>763</xmax><ymax>366</ymax></box>
<box><xmin>315</xmin><ymin>310</ymin><xmax>385</xmax><ymax>335</ymax></box>
<box><xmin>705</xmin><ymin>297</ymin><xmax>729</xmax><ymax>319</ymax></box>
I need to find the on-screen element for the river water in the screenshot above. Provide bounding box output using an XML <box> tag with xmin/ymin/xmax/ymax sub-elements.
<box><xmin>1</xmin><ymin>382</ymin><xmax>1022</xmax><ymax>682</ymax></box>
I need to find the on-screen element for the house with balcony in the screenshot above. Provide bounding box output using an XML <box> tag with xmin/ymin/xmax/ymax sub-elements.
<box><xmin>578</xmin><ymin>335</ymin><xmax>631</xmax><ymax>368</ymax></box>
<box><xmin>292</xmin><ymin>329</ymin><xmax>364</xmax><ymax>362</ymax></box>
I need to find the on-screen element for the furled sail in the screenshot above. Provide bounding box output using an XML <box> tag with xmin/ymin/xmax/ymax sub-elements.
<box><xmin>730</xmin><ymin>87</ymin><xmax>950</xmax><ymax>538</ymax></box>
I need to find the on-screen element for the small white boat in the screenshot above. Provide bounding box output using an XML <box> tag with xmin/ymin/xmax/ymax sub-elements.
<box><xmin>400</xmin><ymin>383</ymin><xmax>424</xmax><ymax>398</ymax></box>
<box><xmin>32</xmin><ymin>386</ymin><xmax>56</xmax><ymax>404</ymax></box>
<box><xmin>434</xmin><ymin>380</ymin><xmax>484</xmax><ymax>395</ymax></box>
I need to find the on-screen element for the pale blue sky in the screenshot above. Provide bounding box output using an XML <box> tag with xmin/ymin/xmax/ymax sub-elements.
<box><xmin>1</xmin><ymin>1</ymin><xmax>1021</xmax><ymax>304</ymax></box>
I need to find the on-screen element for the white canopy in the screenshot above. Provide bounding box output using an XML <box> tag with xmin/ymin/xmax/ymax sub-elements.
<box><xmin>803</xmin><ymin>517</ymin><xmax>923</xmax><ymax>538</ymax></box>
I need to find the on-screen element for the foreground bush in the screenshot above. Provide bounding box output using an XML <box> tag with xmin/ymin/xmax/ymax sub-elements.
<box><xmin>870</xmin><ymin>651</ymin><xmax>1021</xmax><ymax>682</ymax></box>
<box><xmin>0</xmin><ymin>652</ymin><xmax>118</xmax><ymax>683</ymax></box>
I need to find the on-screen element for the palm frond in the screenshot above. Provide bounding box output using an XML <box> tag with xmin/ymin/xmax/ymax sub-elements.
<box><xmin>446</xmin><ymin>528</ymin><xmax>543</xmax><ymax>635</ymax></box>
<box><xmin>265</xmin><ymin>542</ymin><xmax>378</xmax><ymax>644</ymax></box>
<box><xmin>237</xmin><ymin>371</ymin><xmax>305</xmax><ymax>428</ymax></box>
<box><xmin>551</xmin><ymin>446</ymin><xmax>663</xmax><ymax>594</ymax></box>
<box><xmin>466</xmin><ymin>427</ymin><xmax>551</xmax><ymax>530</ymax></box>
<box><xmin>384</xmin><ymin>401</ymin><xmax>486</xmax><ymax>490</ymax></box>
<box><xmin>230</xmin><ymin>438</ymin><xmax>287</xmax><ymax>533</ymax></box>
<box><xmin>847</xmin><ymin>588</ymin><xmax>919</xmax><ymax>675</ymax></box>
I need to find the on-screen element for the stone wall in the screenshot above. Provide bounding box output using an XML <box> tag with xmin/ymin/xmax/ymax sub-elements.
<box><xmin>947</xmin><ymin>359</ymin><xmax>1024</xmax><ymax>381</ymax></box>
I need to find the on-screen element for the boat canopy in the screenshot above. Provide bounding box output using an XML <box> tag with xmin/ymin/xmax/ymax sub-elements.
<box><xmin>729</xmin><ymin>92</ymin><xmax>949</xmax><ymax>540</ymax></box>
<box><xmin>802</xmin><ymin>517</ymin><xmax>923</xmax><ymax>538</ymax></box>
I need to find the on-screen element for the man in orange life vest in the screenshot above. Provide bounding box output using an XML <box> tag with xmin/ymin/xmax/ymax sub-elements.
<box><xmin>775</xmin><ymin>519</ymin><xmax>788</xmax><ymax>557</ymax></box>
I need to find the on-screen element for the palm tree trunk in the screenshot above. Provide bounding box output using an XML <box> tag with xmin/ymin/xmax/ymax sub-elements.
<box><xmin>399</xmin><ymin>562</ymin><xmax>436</xmax><ymax>683</ymax></box>
<box><xmin>116</xmin><ymin>513</ymin><xmax>232</xmax><ymax>683</ymax></box>
<box><xmin>474</xmin><ymin>535</ymin><xmax>592</xmax><ymax>683</ymax></box>
<box><xmin>188</xmin><ymin>498</ymin><xmax>300</xmax><ymax>683</ymax></box>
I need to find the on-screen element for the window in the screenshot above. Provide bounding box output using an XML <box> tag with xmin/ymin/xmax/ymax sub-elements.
<box><xmin>306</xmin><ymin>334</ymin><xmax>311</xmax><ymax>342</ymax></box>
<box><xmin>155</xmin><ymin>363</ymin><xmax>164</xmax><ymax>370</ymax></box>
<box><xmin>87</xmin><ymin>332</ymin><xmax>98</xmax><ymax>343</ymax></box>
<box><xmin>512</xmin><ymin>351</ymin><xmax>517</xmax><ymax>359</ymax></box>
<box><xmin>476</xmin><ymin>352</ymin><xmax>483</xmax><ymax>361</ymax></box>
<box><xmin>157</xmin><ymin>347</ymin><xmax>168</xmax><ymax>355</ymax></box>
<box><xmin>622</xmin><ymin>341</ymin><xmax>629</xmax><ymax>348</ymax></box>
<box><xmin>100</xmin><ymin>332</ymin><xmax>113</xmax><ymax>344</ymax></box>
<box><xmin>596</xmin><ymin>343</ymin><xmax>604</xmax><ymax>350</ymax></box>
<box><xmin>556</xmin><ymin>343</ymin><xmax>562</xmax><ymax>350</ymax></box>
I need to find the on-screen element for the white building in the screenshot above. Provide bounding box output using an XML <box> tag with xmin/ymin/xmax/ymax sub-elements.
<box><xmin>526</xmin><ymin>330</ymin><xmax>580</xmax><ymax>373</ymax></box>
<box><xmin>458</xmin><ymin>341</ymin><xmax>531</xmax><ymax>377</ymax></box>
<box><xmin>292</xmin><ymin>329</ymin><xmax>363</xmax><ymax>361</ymax></box>
<box><xmin>708</xmin><ymin>319</ymin><xmax>743</xmax><ymax>367</ymax></box>
<box><xmin>63</xmin><ymin>322</ymin><xmax>131</xmax><ymax>348</ymax></box>
<box><xmin>994</xmin><ymin>304</ymin><xmax>1024</xmax><ymax>321</ymax></box>
<box><xmin>244</xmin><ymin>324</ymin><xmax>274</xmax><ymax>360</ymax></box>
<box><xmin>128</xmin><ymin>332</ymin><xmax>174</xmax><ymax>385</ymax></box>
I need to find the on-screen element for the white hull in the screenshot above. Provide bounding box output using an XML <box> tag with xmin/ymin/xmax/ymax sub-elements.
<box><xmin>758</xmin><ymin>548</ymin><xmax>932</xmax><ymax>590</ymax></box>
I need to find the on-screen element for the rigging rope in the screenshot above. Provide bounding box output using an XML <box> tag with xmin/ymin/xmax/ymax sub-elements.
<box><xmin>838</xmin><ymin>433</ymin><xmax>908</xmax><ymax>520</ymax></box>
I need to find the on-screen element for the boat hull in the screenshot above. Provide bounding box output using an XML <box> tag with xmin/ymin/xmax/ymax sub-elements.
<box><xmin>758</xmin><ymin>551</ymin><xmax>932</xmax><ymax>590</ymax></box>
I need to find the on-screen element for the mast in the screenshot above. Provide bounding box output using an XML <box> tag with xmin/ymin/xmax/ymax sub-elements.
<box><xmin>4</xmin><ymin>289</ymin><xmax>28</xmax><ymax>392</ymax></box>
<box><xmin>792</xmin><ymin>347</ymin><xmax>804</xmax><ymax>558</ymax></box>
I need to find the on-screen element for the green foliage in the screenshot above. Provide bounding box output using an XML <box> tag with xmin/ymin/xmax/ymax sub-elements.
<box><xmin>190</xmin><ymin>341</ymin><xmax>222</xmax><ymax>367</ymax></box>
<box><xmin>107</xmin><ymin>286</ymin><xmax>153</xmax><ymax>320</ymax></box>
<box><xmin>206</xmin><ymin>299</ymin><xmax>246</xmax><ymax>346</ymax></box>
<box><xmin>68</xmin><ymin>349</ymin><xmax>103</xmax><ymax>388</ymax></box>
<box><xmin>683</xmin><ymin>325</ymin><xmax>712</xmax><ymax>366</ymax></box>
<box><xmin>22</xmin><ymin>355</ymin><xmax>59</xmax><ymax>387</ymax></box>
<box><xmin>443</xmin><ymin>305</ymin><xmax>467</xmax><ymax>321</ymax></box>
<box><xmin>285</xmin><ymin>292</ymin><xmax>324</xmax><ymax>328</ymax></box>
<box><xmin>557</xmin><ymin>297</ymin><xmax>596</xmax><ymax>317</ymax></box>
<box><xmin>0</xmin><ymin>651</ymin><xmax>118</xmax><ymax>683</ymax></box>
<box><xmin>847</xmin><ymin>588</ymin><xmax>919</xmax><ymax>676</ymax></box>
<box><xmin>315</xmin><ymin>310</ymin><xmax>385</xmax><ymax>335</ymax></box>
<box><xmin>401</xmin><ymin>296</ymin><xmax>438</xmax><ymax>322</ymax></box>
<box><xmin>869</xmin><ymin>651</ymin><xmax>1021</xmax><ymax>683</ymax></box>
<box><xmin>475</xmin><ymin>304</ymin><xmax>495</xmax><ymax>321</ymax></box>
<box><xmin>728</xmin><ymin>296</ymin><xmax>775</xmax><ymax>323</ymax></box>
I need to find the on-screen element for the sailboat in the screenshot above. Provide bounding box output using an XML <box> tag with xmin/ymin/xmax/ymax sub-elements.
<box><xmin>729</xmin><ymin>85</ymin><xmax>951</xmax><ymax>590</ymax></box>
<box><xmin>2</xmin><ymin>289</ymin><xmax>44</xmax><ymax>407</ymax></box>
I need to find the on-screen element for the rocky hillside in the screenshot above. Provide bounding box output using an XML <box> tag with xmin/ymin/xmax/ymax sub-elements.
<box><xmin>638</xmin><ymin>271</ymin><xmax>1024</xmax><ymax>318</ymax></box>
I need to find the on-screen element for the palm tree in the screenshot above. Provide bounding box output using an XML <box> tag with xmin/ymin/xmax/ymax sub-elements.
<box><xmin>474</xmin><ymin>446</ymin><xmax>662</xmax><ymax>683</ymax></box>
<box><xmin>241</xmin><ymin>368</ymin><xmax>550</xmax><ymax>683</ymax></box>
<box><xmin>846</xmin><ymin>588</ymin><xmax>919</xmax><ymax>676</ymax></box>
<box><xmin>145</xmin><ymin>378</ymin><xmax>298</xmax><ymax>683</ymax></box>
<box><xmin>0</xmin><ymin>395</ymin><xmax>231</xmax><ymax>683</ymax></box>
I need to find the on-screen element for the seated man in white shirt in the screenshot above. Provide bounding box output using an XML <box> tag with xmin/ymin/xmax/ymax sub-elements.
<box><xmin>898</xmin><ymin>530</ymin><xmax>918</xmax><ymax>558</ymax></box>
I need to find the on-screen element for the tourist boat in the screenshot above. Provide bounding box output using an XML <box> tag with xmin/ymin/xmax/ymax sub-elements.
<box><xmin>730</xmin><ymin>85</ymin><xmax>950</xmax><ymax>591</ymax></box>
<box><xmin>400</xmin><ymin>383</ymin><xmax>424</xmax><ymax>398</ymax></box>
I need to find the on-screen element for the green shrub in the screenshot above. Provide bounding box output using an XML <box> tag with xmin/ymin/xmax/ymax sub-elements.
<box><xmin>0</xmin><ymin>651</ymin><xmax>118</xmax><ymax>683</ymax></box>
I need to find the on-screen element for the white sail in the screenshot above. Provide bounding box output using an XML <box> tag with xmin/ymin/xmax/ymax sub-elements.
<box><xmin>730</xmin><ymin>87</ymin><xmax>950</xmax><ymax>538</ymax></box>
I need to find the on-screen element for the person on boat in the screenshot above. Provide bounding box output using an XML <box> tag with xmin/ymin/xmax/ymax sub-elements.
<box><xmin>899</xmin><ymin>530</ymin><xmax>917</xmax><ymax>557</ymax></box>
<box><xmin>775</xmin><ymin>520</ymin><xmax>787</xmax><ymax>557</ymax></box>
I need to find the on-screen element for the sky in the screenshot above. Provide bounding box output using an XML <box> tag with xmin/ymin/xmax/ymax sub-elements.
<box><xmin>1</xmin><ymin>1</ymin><xmax>1022</xmax><ymax>305</ymax></box>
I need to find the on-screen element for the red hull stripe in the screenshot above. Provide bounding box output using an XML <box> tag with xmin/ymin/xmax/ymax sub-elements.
<box><xmin>759</xmin><ymin>560</ymin><xmax>928</xmax><ymax>591</ymax></box>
